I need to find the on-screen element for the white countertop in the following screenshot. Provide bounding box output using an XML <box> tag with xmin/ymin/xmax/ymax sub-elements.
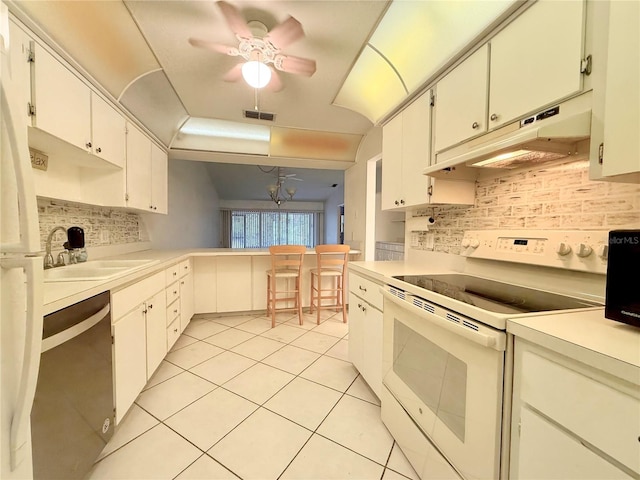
<box><xmin>508</xmin><ymin>310</ymin><xmax>640</xmax><ymax>385</ymax></box>
<box><xmin>43</xmin><ymin>248</ymin><xmax>360</xmax><ymax>315</ymax></box>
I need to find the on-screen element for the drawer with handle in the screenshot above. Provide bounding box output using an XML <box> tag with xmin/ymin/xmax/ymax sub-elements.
<box><xmin>349</xmin><ymin>272</ymin><xmax>383</xmax><ymax>310</ymax></box>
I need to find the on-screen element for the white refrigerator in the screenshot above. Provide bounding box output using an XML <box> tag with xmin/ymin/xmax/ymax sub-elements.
<box><xmin>1</xmin><ymin>4</ymin><xmax>44</xmax><ymax>479</ymax></box>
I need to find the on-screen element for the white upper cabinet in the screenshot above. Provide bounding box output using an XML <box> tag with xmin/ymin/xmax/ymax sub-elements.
<box><xmin>126</xmin><ymin>123</ymin><xmax>152</xmax><ymax>211</ymax></box>
<box><xmin>488</xmin><ymin>0</ymin><xmax>586</xmax><ymax>129</ymax></box>
<box><xmin>151</xmin><ymin>143</ymin><xmax>168</xmax><ymax>214</ymax></box>
<box><xmin>32</xmin><ymin>42</ymin><xmax>91</xmax><ymax>152</ymax></box>
<box><xmin>126</xmin><ymin>123</ymin><xmax>168</xmax><ymax>214</ymax></box>
<box><xmin>383</xmin><ymin>90</ymin><xmax>475</xmax><ymax>210</ymax></box>
<box><xmin>91</xmin><ymin>94</ymin><xmax>126</xmax><ymax>168</ymax></box>
<box><xmin>434</xmin><ymin>45</ymin><xmax>489</xmax><ymax>153</ymax></box>
<box><xmin>382</xmin><ymin>91</ymin><xmax>431</xmax><ymax>210</ymax></box>
<box><xmin>31</xmin><ymin>43</ymin><xmax>127</xmax><ymax>168</ymax></box>
<box><xmin>599</xmin><ymin>0</ymin><xmax>639</xmax><ymax>179</ymax></box>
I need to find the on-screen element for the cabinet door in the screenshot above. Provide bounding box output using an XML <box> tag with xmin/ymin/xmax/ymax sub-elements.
<box><xmin>489</xmin><ymin>0</ymin><xmax>585</xmax><ymax>128</ymax></box>
<box><xmin>145</xmin><ymin>290</ymin><xmax>167</xmax><ymax>380</ymax></box>
<box><xmin>362</xmin><ymin>305</ymin><xmax>383</xmax><ymax>398</ymax></box>
<box><xmin>516</xmin><ymin>407</ymin><xmax>632</xmax><ymax>480</ymax></box>
<box><xmin>194</xmin><ymin>257</ymin><xmax>217</xmax><ymax>314</ymax></box>
<box><xmin>348</xmin><ymin>292</ymin><xmax>365</xmax><ymax>373</ymax></box>
<box><xmin>33</xmin><ymin>44</ymin><xmax>91</xmax><ymax>151</ymax></box>
<box><xmin>434</xmin><ymin>45</ymin><xmax>488</xmax><ymax>152</ymax></box>
<box><xmin>125</xmin><ymin>123</ymin><xmax>151</xmax><ymax>211</ymax></box>
<box><xmin>216</xmin><ymin>256</ymin><xmax>252</xmax><ymax>312</ymax></box>
<box><xmin>113</xmin><ymin>305</ymin><xmax>147</xmax><ymax>424</ymax></box>
<box><xmin>180</xmin><ymin>272</ymin><xmax>194</xmax><ymax>332</ymax></box>
<box><xmin>150</xmin><ymin>143</ymin><xmax>168</xmax><ymax>214</ymax></box>
<box><xmin>91</xmin><ymin>93</ymin><xmax>125</xmax><ymax>168</ymax></box>
<box><xmin>7</xmin><ymin>21</ymin><xmax>32</xmax><ymax>129</ymax></box>
<box><xmin>601</xmin><ymin>0</ymin><xmax>640</xmax><ymax>178</ymax></box>
<box><xmin>381</xmin><ymin>113</ymin><xmax>403</xmax><ymax>210</ymax></box>
<box><xmin>401</xmin><ymin>91</ymin><xmax>431</xmax><ymax>208</ymax></box>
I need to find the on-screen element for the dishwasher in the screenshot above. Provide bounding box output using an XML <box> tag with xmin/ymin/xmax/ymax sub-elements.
<box><xmin>31</xmin><ymin>291</ymin><xmax>114</xmax><ymax>479</ymax></box>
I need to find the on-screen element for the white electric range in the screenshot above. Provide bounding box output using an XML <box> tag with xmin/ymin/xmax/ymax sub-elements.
<box><xmin>380</xmin><ymin>230</ymin><xmax>608</xmax><ymax>480</ymax></box>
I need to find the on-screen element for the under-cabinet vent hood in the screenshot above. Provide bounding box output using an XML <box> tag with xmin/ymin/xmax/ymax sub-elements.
<box><xmin>424</xmin><ymin>93</ymin><xmax>592</xmax><ymax>180</ymax></box>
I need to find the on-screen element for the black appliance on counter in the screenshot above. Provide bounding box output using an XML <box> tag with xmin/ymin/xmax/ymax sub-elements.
<box><xmin>605</xmin><ymin>229</ymin><xmax>640</xmax><ymax>327</ymax></box>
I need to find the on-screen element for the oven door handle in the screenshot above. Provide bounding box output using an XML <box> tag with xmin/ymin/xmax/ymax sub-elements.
<box><xmin>381</xmin><ymin>288</ymin><xmax>505</xmax><ymax>351</ymax></box>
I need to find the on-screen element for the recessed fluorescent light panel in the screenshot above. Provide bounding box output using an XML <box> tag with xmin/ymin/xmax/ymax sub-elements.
<box><xmin>174</xmin><ymin>117</ymin><xmax>270</xmax><ymax>155</ymax></box>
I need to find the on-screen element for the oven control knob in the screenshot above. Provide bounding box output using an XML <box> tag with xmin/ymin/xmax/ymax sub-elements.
<box><xmin>556</xmin><ymin>242</ymin><xmax>572</xmax><ymax>256</ymax></box>
<box><xmin>575</xmin><ymin>243</ymin><xmax>593</xmax><ymax>258</ymax></box>
<box><xmin>596</xmin><ymin>244</ymin><xmax>609</xmax><ymax>260</ymax></box>
<box><xmin>461</xmin><ymin>238</ymin><xmax>470</xmax><ymax>248</ymax></box>
<box><xmin>469</xmin><ymin>239</ymin><xmax>480</xmax><ymax>249</ymax></box>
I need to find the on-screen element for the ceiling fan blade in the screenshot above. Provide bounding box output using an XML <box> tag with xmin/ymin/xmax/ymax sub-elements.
<box><xmin>264</xmin><ymin>16</ymin><xmax>304</xmax><ymax>50</ymax></box>
<box><xmin>188</xmin><ymin>38</ymin><xmax>239</xmax><ymax>56</ymax></box>
<box><xmin>265</xmin><ymin>68</ymin><xmax>283</xmax><ymax>92</ymax></box>
<box><xmin>223</xmin><ymin>63</ymin><xmax>243</xmax><ymax>82</ymax></box>
<box><xmin>274</xmin><ymin>54</ymin><xmax>316</xmax><ymax>77</ymax></box>
<box><xmin>216</xmin><ymin>1</ymin><xmax>252</xmax><ymax>39</ymax></box>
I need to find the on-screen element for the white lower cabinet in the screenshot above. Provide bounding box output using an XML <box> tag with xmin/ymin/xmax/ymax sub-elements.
<box><xmin>112</xmin><ymin>304</ymin><xmax>147</xmax><ymax>425</ymax></box>
<box><xmin>216</xmin><ymin>256</ymin><xmax>252</xmax><ymax>312</ymax></box>
<box><xmin>144</xmin><ymin>289</ymin><xmax>167</xmax><ymax>380</ymax></box>
<box><xmin>348</xmin><ymin>271</ymin><xmax>383</xmax><ymax>398</ymax></box>
<box><xmin>179</xmin><ymin>271</ymin><xmax>194</xmax><ymax>332</ymax></box>
<box><xmin>111</xmin><ymin>271</ymin><xmax>165</xmax><ymax>424</ymax></box>
<box><xmin>510</xmin><ymin>339</ymin><xmax>639</xmax><ymax>479</ymax></box>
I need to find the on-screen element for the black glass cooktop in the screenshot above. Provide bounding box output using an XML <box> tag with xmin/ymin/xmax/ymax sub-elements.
<box><xmin>392</xmin><ymin>274</ymin><xmax>602</xmax><ymax>315</ymax></box>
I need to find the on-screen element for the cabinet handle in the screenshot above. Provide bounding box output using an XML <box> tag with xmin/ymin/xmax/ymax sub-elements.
<box><xmin>96</xmin><ymin>147</ymin><xmax>102</xmax><ymax>153</ymax></box>
<box><xmin>153</xmin><ymin>206</ymin><xmax>157</xmax><ymax>210</ymax></box>
<box><xmin>86</xmin><ymin>141</ymin><xmax>92</xmax><ymax>149</ymax></box>
<box><xmin>173</xmin><ymin>290</ymin><xmax>177</xmax><ymax>295</ymax></box>
<box><xmin>181</xmin><ymin>281</ymin><xmax>185</xmax><ymax>286</ymax></box>
<box><xmin>174</xmin><ymin>328</ymin><xmax>178</xmax><ymax>333</ymax></box>
<box><xmin>358</xmin><ymin>285</ymin><xmax>367</xmax><ymax>293</ymax></box>
<box><xmin>394</xmin><ymin>200</ymin><xmax>399</xmax><ymax>206</ymax></box>
<box><xmin>173</xmin><ymin>309</ymin><xmax>178</xmax><ymax>314</ymax></box>
<box><xmin>173</xmin><ymin>272</ymin><xmax>177</xmax><ymax>277</ymax></box>
<box><xmin>472</xmin><ymin>121</ymin><xmax>479</xmax><ymax>129</ymax></box>
<box><xmin>400</xmin><ymin>199</ymin><xmax>405</xmax><ymax>205</ymax></box>
<box><xmin>149</xmin><ymin>205</ymin><xmax>154</xmax><ymax>209</ymax></box>
<box><xmin>148</xmin><ymin>304</ymin><xmax>153</xmax><ymax>309</ymax></box>
<box><xmin>490</xmin><ymin>113</ymin><xmax>498</xmax><ymax>121</ymax></box>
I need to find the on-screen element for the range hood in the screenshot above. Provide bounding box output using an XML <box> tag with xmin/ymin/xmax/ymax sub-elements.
<box><xmin>424</xmin><ymin>93</ymin><xmax>592</xmax><ymax>180</ymax></box>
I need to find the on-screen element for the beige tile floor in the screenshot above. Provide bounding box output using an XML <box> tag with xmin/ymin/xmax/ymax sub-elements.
<box><xmin>88</xmin><ymin>311</ymin><xmax>419</xmax><ymax>480</ymax></box>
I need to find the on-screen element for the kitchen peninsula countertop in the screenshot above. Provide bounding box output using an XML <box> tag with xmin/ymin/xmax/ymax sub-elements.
<box><xmin>43</xmin><ymin>248</ymin><xmax>361</xmax><ymax>315</ymax></box>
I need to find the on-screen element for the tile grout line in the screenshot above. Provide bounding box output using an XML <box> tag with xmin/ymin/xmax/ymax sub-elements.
<box><xmin>95</xmin><ymin>311</ymin><xmax>396</xmax><ymax>479</ymax></box>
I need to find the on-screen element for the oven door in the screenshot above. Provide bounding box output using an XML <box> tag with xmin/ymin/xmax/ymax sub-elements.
<box><xmin>381</xmin><ymin>288</ymin><xmax>506</xmax><ymax>480</ymax></box>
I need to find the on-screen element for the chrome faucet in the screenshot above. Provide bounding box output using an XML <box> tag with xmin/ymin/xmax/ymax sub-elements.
<box><xmin>44</xmin><ymin>226</ymin><xmax>67</xmax><ymax>269</ymax></box>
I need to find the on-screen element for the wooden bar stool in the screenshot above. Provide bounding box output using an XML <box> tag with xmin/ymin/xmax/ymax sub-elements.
<box><xmin>309</xmin><ymin>244</ymin><xmax>350</xmax><ymax>325</ymax></box>
<box><xmin>266</xmin><ymin>245</ymin><xmax>306</xmax><ymax>328</ymax></box>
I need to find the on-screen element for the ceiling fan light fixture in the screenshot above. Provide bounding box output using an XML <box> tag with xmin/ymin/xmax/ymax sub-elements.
<box><xmin>242</xmin><ymin>60</ymin><xmax>271</xmax><ymax>88</ymax></box>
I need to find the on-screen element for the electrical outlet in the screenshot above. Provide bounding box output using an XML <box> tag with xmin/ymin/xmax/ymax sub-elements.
<box><xmin>100</xmin><ymin>230</ymin><xmax>110</xmax><ymax>243</ymax></box>
<box><xmin>426</xmin><ymin>233</ymin><xmax>435</xmax><ymax>250</ymax></box>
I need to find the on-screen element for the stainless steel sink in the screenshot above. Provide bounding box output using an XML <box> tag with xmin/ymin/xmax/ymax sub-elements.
<box><xmin>43</xmin><ymin>259</ymin><xmax>158</xmax><ymax>282</ymax></box>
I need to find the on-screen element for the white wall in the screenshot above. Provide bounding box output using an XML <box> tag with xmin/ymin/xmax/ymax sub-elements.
<box><xmin>375</xmin><ymin>191</ymin><xmax>405</xmax><ymax>242</ymax></box>
<box><xmin>142</xmin><ymin>160</ymin><xmax>221</xmax><ymax>248</ymax></box>
<box><xmin>344</xmin><ymin>127</ymin><xmax>382</xmax><ymax>259</ymax></box>
<box><xmin>324</xmin><ymin>183</ymin><xmax>344</xmax><ymax>244</ymax></box>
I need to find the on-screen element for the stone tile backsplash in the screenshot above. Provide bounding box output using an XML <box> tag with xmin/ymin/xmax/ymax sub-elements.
<box><xmin>411</xmin><ymin>159</ymin><xmax>640</xmax><ymax>255</ymax></box>
<box><xmin>38</xmin><ymin>199</ymin><xmax>144</xmax><ymax>250</ymax></box>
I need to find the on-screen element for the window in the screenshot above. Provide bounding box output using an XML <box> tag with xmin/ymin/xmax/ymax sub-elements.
<box><xmin>225</xmin><ymin>210</ymin><xmax>321</xmax><ymax>248</ymax></box>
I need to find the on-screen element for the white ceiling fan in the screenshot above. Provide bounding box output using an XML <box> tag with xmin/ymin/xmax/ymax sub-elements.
<box><xmin>188</xmin><ymin>1</ymin><xmax>317</xmax><ymax>92</ymax></box>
